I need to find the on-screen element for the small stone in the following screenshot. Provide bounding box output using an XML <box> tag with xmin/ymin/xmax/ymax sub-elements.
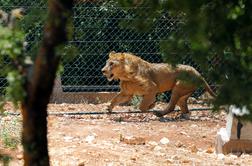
<box><xmin>130</xmin><ymin>157</ymin><xmax>137</xmax><ymax>161</ymax></box>
<box><xmin>206</xmin><ymin>146</ymin><xmax>214</xmax><ymax>154</ymax></box>
<box><xmin>85</xmin><ymin>135</ymin><xmax>96</xmax><ymax>144</ymax></box>
<box><xmin>182</xmin><ymin>159</ymin><xmax>190</xmax><ymax>163</ymax></box>
<box><xmin>228</xmin><ymin>154</ymin><xmax>238</xmax><ymax>159</ymax></box>
<box><xmin>147</xmin><ymin>141</ymin><xmax>158</xmax><ymax>146</ymax></box>
<box><xmin>107</xmin><ymin>162</ymin><xmax>114</xmax><ymax>166</ymax></box>
<box><xmin>165</xmin><ymin>159</ymin><xmax>173</xmax><ymax>164</ymax></box>
<box><xmin>153</xmin><ymin>145</ymin><xmax>162</xmax><ymax>151</ymax></box>
<box><xmin>78</xmin><ymin>162</ymin><xmax>85</xmax><ymax>166</ymax></box>
<box><xmin>175</xmin><ymin>141</ymin><xmax>184</xmax><ymax>148</ymax></box>
<box><xmin>160</xmin><ymin>137</ymin><xmax>170</xmax><ymax>145</ymax></box>
<box><xmin>224</xmin><ymin>159</ymin><xmax>233</xmax><ymax>165</ymax></box>
<box><xmin>180</xmin><ymin>131</ymin><xmax>189</xmax><ymax>137</ymax></box>
<box><xmin>172</xmin><ymin>155</ymin><xmax>179</xmax><ymax>160</ymax></box>
<box><xmin>217</xmin><ymin>153</ymin><xmax>225</xmax><ymax>160</ymax></box>
<box><xmin>120</xmin><ymin>134</ymin><xmax>146</xmax><ymax>145</ymax></box>
<box><xmin>190</xmin><ymin>124</ymin><xmax>198</xmax><ymax>128</ymax></box>
<box><xmin>171</xmin><ymin>125</ymin><xmax>177</xmax><ymax>128</ymax></box>
<box><xmin>241</xmin><ymin>154</ymin><xmax>250</xmax><ymax>158</ymax></box>
<box><xmin>190</xmin><ymin>145</ymin><xmax>198</xmax><ymax>153</ymax></box>
<box><xmin>64</xmin><ymin>136</ymin><xmax>74</xmax><ymax>142</ymax></box>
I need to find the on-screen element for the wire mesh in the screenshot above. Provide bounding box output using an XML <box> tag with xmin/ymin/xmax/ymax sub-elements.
<box><xmin>0</xmin><ymin>0</ymin><xmax>219</xmax><ymax>112</ymax></box>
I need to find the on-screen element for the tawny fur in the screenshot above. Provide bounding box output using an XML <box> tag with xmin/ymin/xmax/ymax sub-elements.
<box><xmin>101</xmin><ymin>51</ymin><xmax>216</xmax><ymax>117</ymax></box>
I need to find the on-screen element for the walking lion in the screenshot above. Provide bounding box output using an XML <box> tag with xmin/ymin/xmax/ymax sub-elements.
<box><xmin>101</xmin><ymin>51</ymin><xmax>216</xmax><ymax>117</ymax></box>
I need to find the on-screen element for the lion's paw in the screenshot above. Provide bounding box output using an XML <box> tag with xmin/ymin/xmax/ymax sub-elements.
<box><xmin>179</xmin><ymin>113</ymin><xmax>190</xmax><ymax>120</ymax></box>
<box><xmin>153</xmin><ymin>111</ymin><xmax>165</xmax><ymax>117</ymax></box>
<box><xmin>104</xmin><ymin>104</ymin><xmax>113</xmax><ymax>114</ymax></box>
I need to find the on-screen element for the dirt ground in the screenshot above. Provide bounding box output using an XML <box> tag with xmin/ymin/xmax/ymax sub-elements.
<box><xmin>1</xmin><ymin>102</ymin><xmax>252</xmax><ymax>166</ymax></box>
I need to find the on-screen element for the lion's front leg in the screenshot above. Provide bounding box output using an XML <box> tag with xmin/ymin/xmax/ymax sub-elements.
<box><xmin>139</xmin><ymin>93</ymin><xmax>156</xmax><ymax>112</ymax></box>
<box><xmin>107</xmin><ymin>92</ymin><xmax>132</xmax><ymax>112</ymax></box>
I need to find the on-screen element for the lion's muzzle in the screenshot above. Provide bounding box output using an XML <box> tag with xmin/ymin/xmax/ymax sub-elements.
<box><xmin>101</xmin><ymin>67</ymin><xmax>114</xmax><ymax>81</ymax></box>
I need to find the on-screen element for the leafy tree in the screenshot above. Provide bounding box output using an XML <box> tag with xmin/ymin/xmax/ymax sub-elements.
<box><xmin>1</xmin><ymin>0</ymin><xmax>74</xmax><ymax>165</ymax></box>
<box><xmin>118</xmin><ymin>0</ymin><xmax>252</xmax><ymax>119</ymax></box>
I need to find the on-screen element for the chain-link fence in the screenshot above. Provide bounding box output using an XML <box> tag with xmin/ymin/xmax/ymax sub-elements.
<box><xmin>0</xmin><ymin>0</ymin><xmax>218</xmax><ymax>113</ymax></box>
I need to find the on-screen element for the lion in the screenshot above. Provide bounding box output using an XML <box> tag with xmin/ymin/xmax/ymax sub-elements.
<box><xmin>101</xmin><ymin>51</ymin><xmax>216</xmax><ymax>117</ymax></box>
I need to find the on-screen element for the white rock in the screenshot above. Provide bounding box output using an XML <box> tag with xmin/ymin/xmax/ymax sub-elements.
<box><xmin>228</xmin><ymin>154</ymin><xmax>238</xmax><ymax>159</ymax></box>
<box><xmin>160</xmin><ymin>137</ymin><xmax>170</xmax><ymax>145</ymax></box>
<box><xmin>180</xmin><ymin>131</ymin><xmax>189</xmax><ymax>137</ymax></box>
<box><xmin>106</xmin><ymin>162</ymin><xmax>114</xmax><ymax>166</ymax></box>
<box><xmin>155</xmin><ymin>152</ymin><xmax>166</xmax><ymax>157</ymax></box>
<box><xmin>63</xmin><ymin>136</ymin><xmax>74</xmax><ymax>142</ymax></box>
<box><xmin>171</xmin><ymin>125</ymin><xmax>177</xmax><ymax>128</ymax></box>
<box><xmin>154</xmin><ymin>145</ymin><xmax>162</xmax><ymax>151</ymax></box>
<box><xmin>147</xmin><ymin>141</ymin><xmax>158</xmax><ymax>146</ymax></box>
<box><xmin>190</xmin><ymin>124</ymin><xmax>198</xmax><ymax>128</ymax></box>
<box><xmin>217</xmin><ymin>153</ymin><xmax>225</xmax><ymax>160</ymax></box>
<box><xmin>85</xmin><ymin>135</ymin><xmax>96</xmax><ymax>144</ymax></box>
<box><xmin>241</xmin><ymin>154</ymin><xmax>250</xmax><ymax>158</ymax></box>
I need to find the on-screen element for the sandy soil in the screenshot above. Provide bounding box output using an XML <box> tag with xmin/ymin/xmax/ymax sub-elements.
<box><xmin>1</xmin><ymin>102</ymin><xmax>252</xmax><ymax>166</ymax></box>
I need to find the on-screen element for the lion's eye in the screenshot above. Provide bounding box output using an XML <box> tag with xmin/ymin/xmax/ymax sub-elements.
<box><xmin>109</xmin><ymin>62</ymin><xmax>114</xmax><ymax>66</ymax></box>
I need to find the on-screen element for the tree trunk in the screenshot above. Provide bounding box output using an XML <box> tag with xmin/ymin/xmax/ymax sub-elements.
<box><xmin>21</xmin><ymin>0</ymin><xmax>73</xmax><ymax>165</ymax></box>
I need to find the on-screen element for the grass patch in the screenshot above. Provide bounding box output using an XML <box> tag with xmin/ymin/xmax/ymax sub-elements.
<box><xmin>0</xmin><ymin>154</ymin><xmax>12</xmax><ymax>166</ymax></box>
<box><xmin>0</xmin><ymin>114</ymin><xmax>21</xmax><ymax>149</ymax></box>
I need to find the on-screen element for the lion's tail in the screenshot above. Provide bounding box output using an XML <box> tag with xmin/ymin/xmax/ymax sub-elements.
<box><xmin>202</xmin><ymin>78</ymin><xmax>216</xmax><ymax>98</ymax></box>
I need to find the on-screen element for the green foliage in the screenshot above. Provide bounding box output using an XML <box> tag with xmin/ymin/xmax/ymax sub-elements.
<box><xmin>0</xmin><ymin>26</ymin><xmax>24</xmax><ymax>61</ymax></box>
<box><xmin>0</xmin><ymin>0</ymin><xmax>12</xmax><ymax>6</ymax></box>
<box><xmin>62</xmin><ymin>0</ymin><xmax>170</xmax><ymax>88</ymax></box>
<box><xmin>0</xmin><ymin>26</ymin><xmax>26</xmax><ymax>106</ymax></box>
<box><xmin>130</xmin><ymin>96</ymin><xmax>142</xmax><ymax>108</ymax></box>
<box><xmin>0</xmin><ymin>0</ymin><xmax>72</xmax><ymax>107</ymax></box>
<box><xmin>156</xmin><ymin>93</ymin><xmax>167</xmax><ymax>102</ymax></box>
<box><xmin>56</xmin><ymin>44</ymin><xmax>79</xmax><ymax>76</ymax></box>
<box><xmin>118</xmin><ymin>0</ymin><xmax>163</xmax><ymax>32</ymax></box>
<box><xmin>16</xmin><ymin>7</ymin><xmax>46</xmax><ymax>61</ymax></box>
<box><xmin>5</xmin><ymin>71</ymin><xmax>26</xmax><ymax>107</ymax></box>
<box><xmin>176</xmin><ymin>71</ymin><xmax>204</xmax><ymax>87</ymax></box>
<box><xmin>118</xmin><ymin>0</ymin><xmax>252</xmax><ymax>118</ymax></box>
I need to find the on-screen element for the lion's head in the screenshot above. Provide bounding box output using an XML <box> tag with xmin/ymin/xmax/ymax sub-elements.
<box><xmin>101</xmin><ymin>51</ymin><xmax>126</xmax><ymax>81</ymax></box>
<box><xmin>102</xmin><ymin>51</ymin><xmax>151</xmax><ymax>81</ymax></box>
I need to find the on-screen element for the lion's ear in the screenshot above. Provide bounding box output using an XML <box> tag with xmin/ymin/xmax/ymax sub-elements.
<box><xmin>118</xmin><ymin>53</ymin><xmax>125</xmax><ymax>61</ymax></box>
<box><xmin>109</xmin><ymin>51</ymin><xmax>116</xmax><ymax>58</ymax></box>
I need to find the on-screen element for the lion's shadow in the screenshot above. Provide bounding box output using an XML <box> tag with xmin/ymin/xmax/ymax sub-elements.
<box><xmin>110</xmin><ymin>113</ymin><xmax>211</xmax><ymax>123</ymax></box>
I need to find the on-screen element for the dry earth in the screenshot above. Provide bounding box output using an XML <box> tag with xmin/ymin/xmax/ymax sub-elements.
<box><xmin>1</xmin><ymin>102</ymin><xmax>252</xmax><ymax>166</ymax></box>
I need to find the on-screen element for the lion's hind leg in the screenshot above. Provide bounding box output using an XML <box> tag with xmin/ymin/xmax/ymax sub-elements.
<box><xmin>153</xmin><ymin>81</ymin><xmax>196</xmax><ymax>117</ymax></box>
<box><xmin>153</xmin><ymin>92</ymin><xmax>180</xmax><ymax>117</ymax></box>
<box><xmin>176</xmin><ymin>93</ymin><xmax>193</xmax><ymax>119</ymax></box>
<box><xmin>177</xmin><ymin>93</ymin><xmax>192</xmax><ymax>114</ymax></box>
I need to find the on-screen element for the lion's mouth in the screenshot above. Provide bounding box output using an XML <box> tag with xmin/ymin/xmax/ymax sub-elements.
<box><xmin>107</xmin><ymin>73</ymin><xmax>114</xmax><ymax>81</ymax></box>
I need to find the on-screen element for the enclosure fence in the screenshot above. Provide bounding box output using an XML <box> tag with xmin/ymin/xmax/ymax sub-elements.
<box><xmin>0</xmin><ymin>0</ymin><xmax>218</xmax><ymax>113</ymax></box>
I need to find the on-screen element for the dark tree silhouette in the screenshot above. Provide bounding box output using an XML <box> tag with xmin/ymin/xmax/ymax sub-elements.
<box><xmin>21</xmin><ymin>0</ymin><xmax>73</xmax><ymax>165</ymax></box>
